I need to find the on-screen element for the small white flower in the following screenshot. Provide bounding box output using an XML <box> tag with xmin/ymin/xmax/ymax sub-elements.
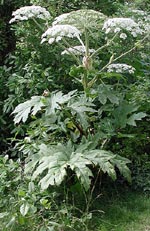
<box><xmin>48</xmin><ymin>38</ymin><xmax>55</xmax><ymax>44</ymax></box>
<box><xmin>116</xmin><ymin>69</ymin><xmax>122</xmax><ymax>73</ymax></box>
<box><xmin>133</xmin><ymin>11</ymin><xmax>150</xmax><ymax>34</ymax></box>
<box><xmin>114</xmin><ymin>27</ymin><xmax>121</xmax><ymax>33</ymax></box>
<box><xmin>129</xmin><ymin>69</ymin><xmax>134</xmax><ymax>74</ymax></box>
<box><xmin>106</xmin><ymin>28</ymin><xmax>111</xmax><ymax>34</ymax></box>
<box><xmin>61</xmin><ymin>46</ymin><xmax>95</xmax><ymax>55</ymax></box>
<box><xmin>120</xmin><ymin>33</ymin><xmax>127</xmax><ymax>40</ymax></box>
<box><xmin>24</xmin><ymin>136</ymin><xmax>31</xmax><ymax>143</ymax></box>
<box><xmin>9</xmin><ymin>5</ymin><xmax>50</xmax><ymax>23</ymax></box>
<box><xmin>131</xmin><ymin>32</ymin><xmax>137</xmax><ymax>37</ymax></box>
<box><xmin>107</xmin><ymin>63</ymin><xmax>135</xmax><ymax>74</ymax></box>
<box><xmin>41</xmin><ymin>25</ymin><xmax>81</xmax><ymax>44</ymax></box>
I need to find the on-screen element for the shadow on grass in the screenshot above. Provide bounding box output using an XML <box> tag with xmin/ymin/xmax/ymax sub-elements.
<box><xmin>90</xmin><ymin>189</ymin><xmax>150</xmax><ymax>231</ymax></box>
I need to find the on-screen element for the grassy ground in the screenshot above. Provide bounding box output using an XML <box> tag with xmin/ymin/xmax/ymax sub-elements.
<box><xmin>91</xmin><ymin>189</ymin><xmax>150</xmax><ymax>231</ymax></box>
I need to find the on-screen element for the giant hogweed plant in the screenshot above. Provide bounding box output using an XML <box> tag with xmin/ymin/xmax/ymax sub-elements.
<box><xmin>10</xmin><ymin>6</ymin><xmax>149</xmax><ymax>192</ymax></box>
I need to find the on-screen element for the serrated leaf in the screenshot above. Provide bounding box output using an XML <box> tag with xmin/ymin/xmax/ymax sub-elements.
<box><xmin>25</xmin><ymin>152</ymin><xmax>41</xmax><ymax>174</ymax></box>
<box><xmin>67</xmin><ymin>96</ymin><xmax>96</xmax><ymax>129</ymax></box>
<box><xmin>111</xmin><ymin>155</ymin><xmax>131</xmax><ymax>182</ymax></box>
<box><xmin>112</xmin><ymin>102</ymin><xmax>140</xmax><ymax>128</ymax></box>
<box><xmin>75</xmin><ymin>166</ymin><xmax>93</xmax><ymax>191</ymax></box>
<box><xmin>86</xmin><ymin>150</ymin><xmax>116</xmax><ymax>180</ymax></box>
<box><xmin>127</xmin><ymin>112</ymin><xmax>147</xmax><ymax>126</ymax></box>
<box><xmin>68</xmin><ymin>97</ymin><xmax>96</xmax><ymax>114</ymax></box>
<box><xmin>12</xmin><ymin>96</ymin><xmax>45</xmax><ymax>124</ymax></box>
<box><xmin>46</xmin><ymin>90</ymin><xmax>76</xmax><ymax>115</ymax></box>
<box><xmin>39</xmin><ymin>166</ymin><xmax>67</xmax><ymax>190</ymax></box>
<box><xmin>32</xmin><ymin>156</ymin><xmax>58</xmax><ymax>180</ymax></box>
<box><xmin>25</xmin><ymin>141</ymin><xmax>131</xmax><ymax>191</ymax></box>
<box><xmin>97</xmin><ymin>84</ymin><xmax>119</xmax><ymax>105</ymax></box>
<box><xmin>86</xmin><ymin>149</ymin><xmax>130</xmax><ymax>181</ymax></box>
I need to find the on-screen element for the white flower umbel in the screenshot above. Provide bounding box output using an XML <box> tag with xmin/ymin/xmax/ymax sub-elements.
<box><xmin>103</xmin><ymin>18</ymin><xmax>143</xmax><ymax>39</ymax></box>
<box><xmin>52</xmin><ymin>13</ymin><xmax>71</xmax><ymax>26</ymax></box>
<box><xmin>52</xmin><ymin>10</ymin><xmax>106</xmax><ymax>31</ymax></box>
<box><xmin>129</xmin><ymin>9</ymin><xmax>150</xmax><ymax>34</ymax></box>
<box><xmin>107</xmin><ymin>63</ymin><xmax>135</xmax><ymax>74</ymax></box>
<box><xmin>41</xmin><ymin>25</ymin><xmax>82</xmax><ymax>44</ymax></box>
<box><xmin>61</xmin><ymin>46</ymin><xmax>95</xmax><ymax>55</ymax></box>
<box><xmin>9</xmin><ymin>5</ymin><xmax>50</xmax><ymax>23</ymax></box>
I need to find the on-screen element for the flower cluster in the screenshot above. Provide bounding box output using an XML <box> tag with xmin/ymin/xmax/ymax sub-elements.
<box><xmin>52</xmin><ymin>9</ymin><xmax>106</xmax><ymax>31</ymax></box>
<box><xmin>103</xmin><ymin>18</ymin><xmax>143</xmax><ymax>39</ymax></box>
<box><xmin>61</xmin><ymin>46</ymin><xmax>95</xmax><ymax>55</ymax></box>
<box><xmin>130</xmin><ymin>10</ymin><xmax>150</xmax><ymax>34</ymax></box>
<box><xmin>143</xmin><ymin>16</ymin><xmax>150</xmax><ymax>33</ymax></box>
<box><xmin>41</xmin><ymin>25</ymin><xmax>81</xmax><ymax>44</ymax></box>
<box><xmin>52</xmin><ymin>13</ymin><xmax>70</xmax><ymax>26</ymax></box>
<box><xmin>107</xmin><ymin>63</ymin><xmax>135</xmax><ymax>74</ymax></box>
<box><xmin>9</xmin><ymin>5</ymin><xmax>50</xmax><ymax>23</ymax></box>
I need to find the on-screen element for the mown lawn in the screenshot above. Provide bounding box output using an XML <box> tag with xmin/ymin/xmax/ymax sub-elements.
<box><xmin>91</xmin><ymin>190</ymin><xmax>150</xmax><ymax>231</ymax></box>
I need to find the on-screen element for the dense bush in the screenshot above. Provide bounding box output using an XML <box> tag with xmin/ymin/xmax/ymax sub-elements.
<box><xmin>0</xmin><ymin>0</ymin><xmax>31</xmax><ymax>151</ymax></box>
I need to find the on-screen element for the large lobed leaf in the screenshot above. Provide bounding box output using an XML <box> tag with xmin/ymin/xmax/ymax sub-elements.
<box><xmin>12</xmin><ymin>90</ymin><xmax>77</xmax><ymax>124</ymax></box>
<box><xmin>45</xmin><ymin>90</ymin><xmax>77</xmax><ymax>115</ymax></box>
<box><xmin>112</xmin><ymin>101</ymin><xmax>147</xmax><ymax>128</ymax></box>
<box><xmin>97</xmin><ymin>84</ymin><xmax>120</xmax><ymax>105</ymax></box>
<box><xmin>25</xmin><ymin>141</ymin><xmax>131</xmax><ymax>191</ymax></box>
<box><xmin>67</xmin><ymin>96</ymin><xmax>97</xmax><ymax>129</ymax></box>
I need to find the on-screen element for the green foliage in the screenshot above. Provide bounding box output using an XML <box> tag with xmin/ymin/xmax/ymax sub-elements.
<box><xmin>12</xmin><ymin>95</ymin><xmax>46</xmax><ymax>123</ymax></box>
<box><xmin>111</xmin><ymin>102</ymin><xmax>146</xmax><ymax>128</ymax></box>
<box><xmin>10</xmin><ymin>6</ymin><xmax>149</xmax><ymax>193</ymax></box>
<box><xmin>0</xmin><ymin>155</ymin><xmax>99</xmax><ymax>231</ymax></box>
<box><xmin>93</xmin><ymin>191</ymin><xmax>150</xmax><ymax>231</ymax></box>
<box><xmin>1</xmin><ymin>1</ymin><xmax>150</xmax><ymax>230</ymax></box>
<box><xmin>110</xmin><ymin>120</ymin><xmax>150</xmax><ymax>192</ymax></box>
<box><xmin>127</xmin><ymin>0</ymin><xmax>150</xmax><ymax>11</ymax></box>
<box><xmin>30</xmin><ymin>0</ymin><xmax>124</xmax><ymax>16</ymax></box>
<box><xmin>0</xmin><ymin>154</ymin><xmax>147</xmax><ymax>231</ymax></box>
<box><xmin>0</xmin><ymin>0</ymin><xmax>31</xmax><ymax>150</ymax></box>
<box><xmin>0</xmin><ymin>0</ymin><xmax>30</xmax><ymax>64</ymax></box>
<box><xmin>24</xmin><ymin>141</ymin><xmax>130</xmax><ymax>191</ymax></box>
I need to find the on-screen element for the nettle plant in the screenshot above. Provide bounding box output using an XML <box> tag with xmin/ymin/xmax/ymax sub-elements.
<box><xmin>10</xmin><ymin>6</ymin><xmax>149</xmax><ymax>192</ymax></box>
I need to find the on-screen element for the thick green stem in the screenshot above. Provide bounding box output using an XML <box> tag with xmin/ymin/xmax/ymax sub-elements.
<box><xmin>82</xmin><ymin>71</ymin><xmax>88</xmax><ymax>92</ymax></box>
<box><xmin>85</xmin><ymin>27</ymin><xmax>89</xmax><ymax>57</ymax></box>
<box><xmin>81</xmin><ymin>28</ymin><xmax>90</xmax><ymax>92</ymax></box>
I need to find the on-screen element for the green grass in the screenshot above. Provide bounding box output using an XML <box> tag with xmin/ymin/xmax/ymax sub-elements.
<box><xmin>91</xmin><ymin>190</ymin><xmax>150</xmax><ymax>231</ymax></box>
